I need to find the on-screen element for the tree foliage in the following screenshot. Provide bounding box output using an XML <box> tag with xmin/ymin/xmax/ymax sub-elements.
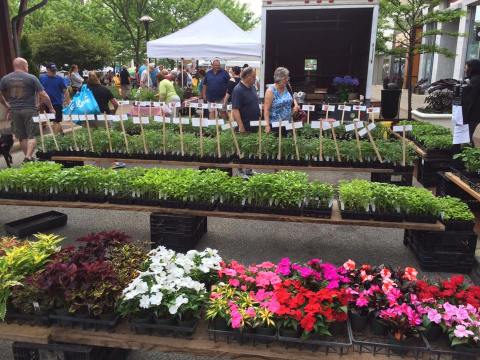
<box><xmin>31</xmin><ymin>24</ymin><xmax>114</xmax><ymax>70</ymax></box>
<box><xmin>380</xmin><ymin>0</ymin><xmax>464</xmax><ymax>120</ymax></box>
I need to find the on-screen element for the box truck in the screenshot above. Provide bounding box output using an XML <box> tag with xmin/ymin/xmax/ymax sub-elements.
<box><xmin>261</xmin><ymin>0</ymin><xmax>380</xmax><ymax>100</ymax></box>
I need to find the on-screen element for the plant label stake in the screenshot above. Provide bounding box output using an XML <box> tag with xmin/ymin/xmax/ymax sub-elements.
<box><xmin>345</xmin><ymin>122</ymin><xmax>364</xmax><ymax>162</ymax></box>
<box><xmin>119</xmin><ymin>114</ymin><xmax>129</xmax><ymax>153</ymax></box>
<box><xmin>133</xmin><ymin>116</ymin><xmax>149</xmax><ymax>154</ymax></box>
<box><xmin>81</xmin><ymin>112</ymin><xmax>94</xmax><ymax>152</ymax></box>
<box><xmin>353</xmin><ymin>105</ymin><xmax>366</xmax><ymax>122</ymax></box>
<box><xmin>286</xmin><ymin>121</ymin><xmax>303</xmax><ymax>160</ymax></box>
<box><xmin>101</xmin><ymin>113</ymin><xmax>113</xmax><ymax>153</ymax></box>
<box><xmin>272</xmin><ymin>120</ymin><xmax>288</xmax><ymax>160</ymax></box>
<box><xmin>64</xmin><ymin>115</ymin><xmax>78</xmax><ymax>151</ymax></box>
<box><xmin>338</xmin><ymin>104</ymin><xmax>352</xmax><ymax>124</ymax></box>
<box><xmin>250</xmin><ymin>119</ymin><xmax>267</xmax><ymax>159</ymax></box>
<box><xmin>41</xmin><ymin>112</ymin><xmax>59</xmax><ymax>151</ymax></box>
<box><xmin>393</xmin><ymin>124</ymin><xmax>413</xmax><ymax>167</ymax></box>
<box><xmin>225</xmin><ymin>112</ymin><xmax>241</xmax><ymax>158</ymax></box>
<box><xmin>329</xmin><ymin>121</ymin><xmax>342</xmax><ymax>162</ymax></box>
<box><xmin>33</xmin><ymin>115</ymin><xmax>46</xmax><ymax>152</ymax></box>
<box><xmin>366</xmin><ymin>122</ymin><xmax>382</xmax><ymax>163</ymax></box>
<box><xmin>197</xmin><ymin>103</ymin><xmax>208</xmax><ymax>157</ymax></box>
<box><xmin>302</xmin><ymin>104</ymin><xmax>315</xmax><ymax>124</ymax></box>
<box><xmin>212</xmin><ymin>103</ymin><xmax>223</xmax><ymax>158</ymax></box>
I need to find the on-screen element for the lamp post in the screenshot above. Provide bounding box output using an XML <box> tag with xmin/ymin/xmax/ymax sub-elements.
<box><xmin>140</xmin><ymin>15</ymin><xmax>154</xmax><ymax>54</ymax></box>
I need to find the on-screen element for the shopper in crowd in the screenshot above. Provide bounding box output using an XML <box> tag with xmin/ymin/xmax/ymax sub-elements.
<box><xmin>0</xmin><ymin>58</ymin><xmax>55</xmax><ymax>162</ymax></box>
<box><xmin>138</xmin><ymin>60</ymin><xmax>148</xmax><ymax>78</ymax></box>
<box><xmin>134</xmin><ymin>64</ymin><xmax>140</xmax><ymax>88</ymax></box>
<box><xmin>119</xmin><ymin>65</ymin><xmax>131</xmax><ymax>100</ymax></box>
<box><xmin>224</xmin><ymin>66</ymin><xmax>241</xmax><ymax>105</ymax></box>
<box><xmin>462</xmin><ymin>59</ymin><xmax>480</xmax><ymax>142</ymax></box>
<box><xmin>176</xmin><ymin>65</ymin><xmax>192</xmax><ymax>88</ymax></box>
<box><xmin>150</xmin><ymin>65</ymin><xmax>159</xmax><ymax>89</ymax></box>
<box><xmin>264</xmin><ymin>67</ymin><xmax>293</xmax><ymax>133</ymax></box>
<box><xmin>39</xmin><ymin>63</ymin><xmax>70</xmax><ymax>134</ymax></box>
<box><xmin>197</xmin><ymin>69</ymin><xmax>206</xmax><ymax>97</ymax></box>
<box><xmin>157</xmin><ymin>70</ymin><xmax>180</xmax><ymax>103</ymax></box>
<box><xmin>231</xmin><ymin>66</ymin><xmax>259</xmax><ymax>133</ymax></box>
<box><xmin>68</xmin><ymin>64</ymin><xmax>83</xmax><ymax>95</ymax></box>
<box><xmin>202</xmin><ymin>59</ymin><xmax>230</xmax><ymax>118</ymax></box>
<box><xmin>140</xmin><ymin>64</ymin><xmax>154</xmax><ymax>89</ymax></box>
<box><xmin>86</xmin><ymin>71</ymin><xmax>118</xmax><ymax>115</ymax></box>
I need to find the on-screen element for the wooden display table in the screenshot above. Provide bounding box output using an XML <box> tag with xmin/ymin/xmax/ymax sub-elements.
<box><xmin>0</xmin><ymin>321</ymin><xmax>404</xmax><ymax>360</ymax></box>
<box><xmin>444</xmin><ymin>172</ymin><xmax>480</xmax><ymax>202</ymax></box>
<box><xmin>50</xmin><ymin>156</ymin><xmax>397</xmax><ymax>174</ymax></box>
<box><xmin>0</xmin><ymin>199</ymin><xmax>444</xmax><ymax>231</ymax></box>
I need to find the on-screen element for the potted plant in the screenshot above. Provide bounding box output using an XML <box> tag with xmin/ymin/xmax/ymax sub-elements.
<box><xmin>303</xmin><ymin>182</ymin><xmax>334</xmax><ymax>218</ymax></box>
<box><xmin>338</xmin><ymin>180</ymin><xmax>372</xmax><ymax>220</ymax></box>
<box><xmin>413</xmin><ymin>89</ymin><xmax>452</xmax><ymax>128</ymax></box>
<box><xmin>437</xmin><ymin>196</ymin><xmax>475</xmax><ymax>231</ymax></box>
<box><xmin>332</xmin><ymin>76</ymin><xmax>360</xmax><ymax>102</ymax></box>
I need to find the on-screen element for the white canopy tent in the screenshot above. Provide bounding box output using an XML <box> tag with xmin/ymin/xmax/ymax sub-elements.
<box><xmin>146</xmin><ymin>8</ymin><xmax>261</xmax><ymax>60</ymax></box>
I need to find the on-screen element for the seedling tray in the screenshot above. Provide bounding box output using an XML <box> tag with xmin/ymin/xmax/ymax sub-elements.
<box><xmin>4</xmin><ymin>210</ymin><xmax>67</xmax><ymax>237</ymax></box>
<box><xmin>129</xmin><ymin>318</ymin><xmax>198</xmax><ymax>339</ymax></box>
<box><xmin>351</xmin><ymin>326</ymin><xmax>428</xmax><ymax>359</ymax></box>
<box><xmin>217</xmin><ymin>202</ymin><xmax>244</xmax><ymax>212</ymax></box>
<box><xmin>49</xmin><ymin>314</ymin><xmax>120</xmax><ymax>332</ymax></box>
<box><xmin>302</xmin><ymin>206</ymin><xmax>332</xmax><ymax>218</ymax></box>
<box><xmin>425</xmin><ymin>334</ymin><xmax>480</xmax><ymax>360</ymax></box>
<box><xmin>208</xmin><ymin>326</ymin><xmax>276</xmax><ymax>346</ymax></box>
<box><xmin>6</xmin><ymin>311</ymin><xmax>51</xmax><ymax>326</ymax></box>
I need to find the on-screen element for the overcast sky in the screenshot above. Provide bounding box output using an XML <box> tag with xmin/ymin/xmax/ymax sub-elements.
<box><xmin>239</xmin><ymin>0</ymin><xmax>261</xmax><ymax>16</ymax></box>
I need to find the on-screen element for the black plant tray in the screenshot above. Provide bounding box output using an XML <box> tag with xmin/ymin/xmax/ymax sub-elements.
<box><xmin>404</xmin><ymin>214</ymin><xmax>438</xmax><ymax>224</ymax></box>
<box><xmin>208</xmin><ymin>326</ymin><xmax>277</xmax><ymax>346</ymax></box>
<box><xmin>217</xmin><ymin>202</ymin><xmax>244</xmax><ymax>212</ymax></box>
<box><xmin>129</xmin><ymin>318</ymin><xmax>199</xmax><ymax>339</ymax></box>
<box><xmin>6</xmin><ymin>311</ymin><xmax>51</xmax><ymax>326</ymax></box>
<box><xmin>277</xmin><ymin>321</ymin><xmax>352</xmax><ymax>354</ymax></box>
<box><xmin>424</xmin><ymin>333</ymin><xmax>480</xmax><ymax>360</ymax></box>
<box><xmin>158</xmin><ymin>199</ymin><xmax>188</xmax><ymax>209</ymax></box>
<box><xmin>133</xmin><ymin>198</ymin><xmax>164</xmax><ymax>206</ymax></box>
<box><xmin>186</xmin><ymin>200</ymin><xmax>218</xmax><ymax>211</ymax></box>
<box><xmin>302</xmin><ymin>206</ymin><xmax>332</xmax><ymax>218</ymax></box>
<box><xmin>372</xmin><ymin>211</ymin><xmax>404</xmax><ymax>222</ymax></box>
<box><xmin>108</xmin><ymin>196</ymin><xmax>135</xmax><ymax>205</ymax></box>
<box><xmin>19</xmin><ymin>192</ymin><xmax>52</xmax><ymax>201</ymax></box>
<box><xmin>4</xmin><ymin>210</ymin><xmax>67</xmax><ymax>237</ymax></box>
<box><xmin>441</xmin><ymin>220</ymin><xmax>475</xmax><ymax>232</ymax></box>
<box><xmin>51</xmin><ymin>193</ymin><xmax>78</xmax><ymax>202</ymax></box>
<box><xmin>351</xmin><ymin>326</ymin><xmax>429</xmax><ymax>359</ymax></box>
<box><xmin>78</xmin><ymin>194</ymin><xmax>107</xmax><ymax>203</ymax></box>
<box><xmin>49</xmin><ymin>313</ymin><xmax>120</xmax><ymax>332</ymax></box>
<box><xmin>244</xmin><ymin>204</ymin><xmax>274</xmax><ymax>214</ymax></box>
<box><xmin>341</xmin><ymin>210</ymin><xmax>372</xmax><ymax>221</ymax></box>
<box><xmin>269</xmin><ymin>206</ymin><xmax>303</xmax><ymax>216</ymax></box>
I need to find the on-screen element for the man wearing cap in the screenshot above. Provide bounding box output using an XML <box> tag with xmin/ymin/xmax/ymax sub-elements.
<box><xmin>0</xmin><ymin>58</ymin><xmax>55</xmax><ymax>162</ymax></box>
<box><xmin>39</xmin><ymin>63</ymin><xmax>70</xmax><ymax>134</ymax></box>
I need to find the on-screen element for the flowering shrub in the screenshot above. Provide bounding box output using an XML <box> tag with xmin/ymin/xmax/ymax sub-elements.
<box><xmin>332</xmin><ymin>75</ymin><xmax>360</xmax><ymax>102</ymax></box>
<box><xmin>118</xmin><ymin>247</ymin><xmax>222</xmax><ymax>321</ymax></box>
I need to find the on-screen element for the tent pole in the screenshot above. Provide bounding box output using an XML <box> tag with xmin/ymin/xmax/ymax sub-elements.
<box><xmin>181</xmin><ymin>59</ymin><xmax>184</xmax><ymax>88</ymax></box>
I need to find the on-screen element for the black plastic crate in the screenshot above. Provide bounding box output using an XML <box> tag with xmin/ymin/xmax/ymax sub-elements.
<box><xmin>416</xmin><ymin>157</ymin><xmax>460</xmax><ymax>188</ymax></box>
<box><xmin>13</xmin><ymin>342</ymin><xmax>128</xmax><ymax>360</ymax></box>
<box><xmin>129</xmin><ymin>318</ymin><xmax>199</xmax><ymax>338</ymax></box>
<box><xmin>4</xmin><ymin>211</ymin><xmax>68</xmax><ymax>237</ymax></box>
<box><xmin>437</xmin><ymin>172</ymin><xmax>480</xmax><ymax>211</ymax></box>
<box><xmin>150</xmin><ymin>213</ymin><xmax>206</xmax><ymax>234</ymax></box>
<box><xmin>408</xmin><ymin>230</ymin><xmax>477</xmax><ymax>254</ymax></box>
<box><xmin>371</xmin><ymin>171</ymin><xmax>413</xmax><ymax>186</ymax></box>
<box><xmin>49</xmin><ymin>313</ymin><xmax>120</xmax><ymax>332</ymax></box>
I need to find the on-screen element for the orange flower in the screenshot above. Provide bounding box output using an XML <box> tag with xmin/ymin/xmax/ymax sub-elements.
<box><xmin>343</xmin><ymin>259</ymin><xmax>356</xmax><ymax>271</ymax></box>
<box><xmin>403</xmin><ymin>267</ymin><xmax>418</xmax><ymax>281</ymax></box>
<box><xmin>380</xmin><ymin>268</ymin><xmax>391</xmax><ymax>279</ymax></box>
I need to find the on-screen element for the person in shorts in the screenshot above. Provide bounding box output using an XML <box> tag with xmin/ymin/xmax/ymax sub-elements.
<box><xmin>40</xmin><ymin>63</ymin><xmax>70</xmax><ymax>134</ymax></box>
<box><xmin>0</xmin><ymin>58</ymin><xmax>55</xmax><ymax>162</ymax></box>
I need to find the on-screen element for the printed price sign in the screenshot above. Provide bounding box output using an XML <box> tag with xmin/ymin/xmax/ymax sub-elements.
<box><xmin>154</xmin><ymin>116</ymin><xmax>171</xmax><ymax>123</ymax></box>
<box><xmin>222</xmin><ymin>121</ymin><xmax>238</xmax><ymax>130</ymax></box>
<box><xmin>302</xmin><ymin>105</ymin><xmax>315</xmax><ymax>112</ymax></box>
<box><xmin>338</xmin><ymin>105</ymin><xmax>352</xmax><ymax>111</ymax></box>
<box><xmin>322</xmin><ymin>105</ymin><xmax>336</xmax><ymax>112</ymax></box>
<box><xmin>353</xmin><ymin>105</ymin><xmax>367</xmax><ymax>111</ymax></box>
<box><xmin>358</xmin><ymin>128</ymin><xmax>368</xmax><ymax>137</ymax></box>
<box><xmin>250</xmin><ymin>120</ymin><xmax>267</xmax><ymax>127</ymax></box>
<box><xmin>393</xmin><ymin>125</ymin><xmax>413</xmax><ymax>132</ymax></box>
<box><xmin>132</xmin><ymin>117</ymin><xmax>149</xmax><ymax>124</ymax></box>
<box><xmin>367</xmin><ymin>123</ymin><xmax>376</xmax><ymax>131</ymax></box>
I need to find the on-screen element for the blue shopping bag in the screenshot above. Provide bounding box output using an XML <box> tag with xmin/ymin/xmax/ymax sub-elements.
<box><xmin>63</xmin><ymin>85</ymin><xmax>100</xmax><ymax>115</ymax></box>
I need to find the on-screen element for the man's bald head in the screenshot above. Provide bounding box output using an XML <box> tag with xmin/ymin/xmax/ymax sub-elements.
<box><xmin>13</xmin><ymin>58</ymin><xmax>28</xmax><ymax>72</ymax></box>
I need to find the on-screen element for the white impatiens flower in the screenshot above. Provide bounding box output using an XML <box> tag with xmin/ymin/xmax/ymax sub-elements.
<box><xmin>139</xmin><ymin>295</ymin><xmax>151</xmax><ymax>309</ymax></box>
<box><xmin>168</xmin><ymin>295</ymin><xmax>189</xmax><ymax>315</ymax></box>
<box><xmin>149</xmin><ymin>292</ymin><xmax>163</xmax><ymax>306</ymax></box>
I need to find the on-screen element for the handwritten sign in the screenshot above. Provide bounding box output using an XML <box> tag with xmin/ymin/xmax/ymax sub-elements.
<box><xmin>367</xmin><ymin>107</ymin><xmax>381</xmax><ymax>114</ymax></box>
<box><xmin>271</xmin><ymin>120</ymin><xmax>290</xmax><ymax>128</ymax></box>
<box><xmin>353</xmin><ymin>105</ymin><xmax>367</xmax><ymax>111</ymax></box>
<box><xmin>172</xmin><ymin>118</ymin><xmax>190</xmax><ymax>125</ymax></box>
<box><xmin>250</xmin><ymin>120</ymin><xmax>268</xmax><ymax>127</ymax></box>
<box><xmin>153</xmin><ymin>116</ymin><xmax>171</xmax><ymax>123</ymax></box>
<box><xmin>358</xmin><ymin>128</ymin><xmax>368</xmax><ymax>137</ymax></box>
<box><xmin>117</xmin><ymin>100</ymin><xmax>129</xmax><ymax>105</ymax></box>
<box><xmin>132</xmin><ymin>117</ymin><xmax>150</xmax><ymax>124</ymax></box>
<box><xmin>367</xmin><ymin>123</ymin><xmax>376</xmax><ymax>131</ymax></box>
<box><xmin>338</xmin><ymin>105</ymin><xmax>352</xmax><ymax>111</ymax></box>
<box><xmin>222</xmin><ymin>122</ymin><xmax>238</xmax><ymax>130</ymax></box>
<box><xmin>322</xmin><ymin>105</ymin><xmax>336</xmax><ymax>112</ymax></box>
<box><xmin>285</xmin><ymin>122</ymin><xmax>303</xmax><ymax>130</ymax></box>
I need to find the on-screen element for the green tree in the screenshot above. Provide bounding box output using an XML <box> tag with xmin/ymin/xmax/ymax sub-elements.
<box><xmin>98</xmin><ymin>0</ymin><xmax>258</xmax><ymax>65</ymax></box>
<box><xmin>31</xmin><ymin>24</ymin><xmax>113</xmax><ymax>69</ymax></box>
<box><xmin>19</xmin><ymin>34</ymin><xmax>38</xmax><ymax>76</ymax></box>
<box><xmin>381</xmin><ymin>0</ymin><xmax>464</xmax><ymax>120</ymax></box>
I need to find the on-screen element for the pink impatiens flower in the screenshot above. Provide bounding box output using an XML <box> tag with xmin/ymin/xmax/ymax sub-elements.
<box><xmin>228</xmin><ymin>278</ymin><xmax>240</xmax><ymax>287</ymax></box>
<box><xmin>256</xmin><ymin>271</ymin><xmax>281</xmax><ymax>288</ymax></box>
<box><xmin>356</xmin><ymin>295</ymin><xmax>369</xmax><ymax>308</ymax></box>
<box><xmin>454</xmin><ymin>325</ymin><xmax>474</xmax><ymax>338</ymax></box>
<box><xmin>343</xmin><ymin>259</ymin><xmax>356</xmax><ymax>271</ymax></box>
<box><xmin>427</xmin><ymin>308</ymin><xmax>442</xmax><ymax>324</ymax></box>
<box><xmin>277</xmin><ymin>258</ymin><xmax>291</xmax><ymax>276</ymax></box>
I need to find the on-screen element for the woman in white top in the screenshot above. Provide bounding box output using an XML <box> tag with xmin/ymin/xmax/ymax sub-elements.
<box><xmin>69</xmin><ymin>64</ymin><xmax>83</xmax><ymax>94</ymax></box>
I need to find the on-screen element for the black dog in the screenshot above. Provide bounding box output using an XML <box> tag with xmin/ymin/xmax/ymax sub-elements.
<box><xmin>0</xmin><ymin>134</ymin><xmax>13</xmax><ymax>167</ymax></box>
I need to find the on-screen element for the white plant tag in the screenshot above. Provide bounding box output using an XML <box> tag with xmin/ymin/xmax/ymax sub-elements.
<box><xmin>227</xmin><ymin>104</ymin><xmax>232</xmax><ymax>111</ymax></box>
<box><xmin>121</xmin><ymin>114</ymin><xmax>128</xmax><ymax>121</ymax></box>
<box><xmin>191</xmin><ymin>118</ymin><xmax>203</xmax><ymax>127</ymax></box>
<box><xmin>154</xmin><ymin>116</ymin><xmax>170</xmax><ymax>123</ymax></box>
<box><xmin>96</xmin><ymin>114</ymin><xmax>106</xmax><ymax>120</ymax></box>
<box><xmin>32</xmin><ymin>116</ymin><xmax>40</xmax><ymax>123</ymax></box>
<box><xmin>112</xmin><ymin>115</ymin><xmax>121</xmax><ymax>122</ymax></box>
<box><xmin>152</xmin><ymin>102</ymin><xmax>161</xmax><ymax>107</ymax></box>
<box><xmin>71</xmin><ymin>114</ymin><xmax>80</xmax><ymax>121</ymax></box>
<box><xmin>140</xmin><ymin>101</ymin><xmax>150</xmax><ymax>106</ymax></box>
<box><xmin>367</xmin><ymin>123</ymin><xmax>376</xmax><ymax>131</ymax></box>
<box><xmin>393</xmin><ymin>125</ymin><xmax>413</xmax><ymax>132</ymax></box>
<box><xmin>358</xmin><ymin>128</ymin><xmax>368</xmax><ymax>137</ymax></box>
<box><xmin>250</xmin><ymin>120</ymin><xmax>267</xmax><ymax>127</ymax></box>
<box><xmin>117</xmin><ymin>100</ymin><xmax>129</xmax><ymax>105</ymax></box>
<box><xmin>338</xmin><ymin>105</ymin><xmax>352</xmax><ymax>111</ymax></box>
<box><xmin>188</xmin><ymin>102</ymin><xmax>198</xmax><ymax>108</ymax></box>
<box><xmin>107</xmin><ymin>115</ymin><xmax>116</xmax><ymax>121</ymax></box>
<box><xmin>222</xmin><ymin>122</ymin><xmax>238</xmax><ymax>130</ymax></box>
<box><xmin>331</xmin><ymin>121</ymin><xmax>341</xmax><ymax>128</ymax></box>
<box><xmin>311</xmin><ymin>121</ymin><xmax>321</xmax><ymax>129</ymax></box>
<box><xmin>211</xmin><ymin>103</ymin><xmax>224</xmax><ymax>109</ymax></box>
<box><xmin>302</xmin><ymin>105</ymin><xmax>315</xmax><ymax>111</ymax></box>
<box><xmin>345</xmin><ymin>123</ymin><xmax>355</xmax><ymax>132</ymax></box>
<box><xmin>78</xmin><ymin>115</ymin><xmax>87</xmax><ymax>121</ymax></box>
<box><xmin>87</xmin><ymin>114</ymin><xmax>96</xmax><ymax>121</ymax></box>
<box><xmin>133</xmin><ymin>117</ymin><xmax>149</xmax><ymax>124</ymax></box>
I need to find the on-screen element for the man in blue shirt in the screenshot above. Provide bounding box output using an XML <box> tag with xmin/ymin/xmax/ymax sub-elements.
<box><xmin>232</xmin><ymin>67</ymin><xmax>260</xmax><ymax>133</ymax></box>
<box><xmin>138</xmin><ymin>60</ymin><xmax>148</xmax><ymax>78</ymax></box>
<box><xmin>202</xmin><ymin>59</ymin><xmax>230</xmax><ymax>118</ymax></box>
<box><xmin>40</xmin><ymin>63</ymin><xmax>70</xmax><ymax>134</ymax></box>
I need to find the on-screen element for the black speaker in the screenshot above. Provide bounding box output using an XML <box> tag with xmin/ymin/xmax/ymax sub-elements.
<box><xmin>381</xmin><ymin>89</ymin><xmax>402</xmax><ymax>119</ymax></box>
